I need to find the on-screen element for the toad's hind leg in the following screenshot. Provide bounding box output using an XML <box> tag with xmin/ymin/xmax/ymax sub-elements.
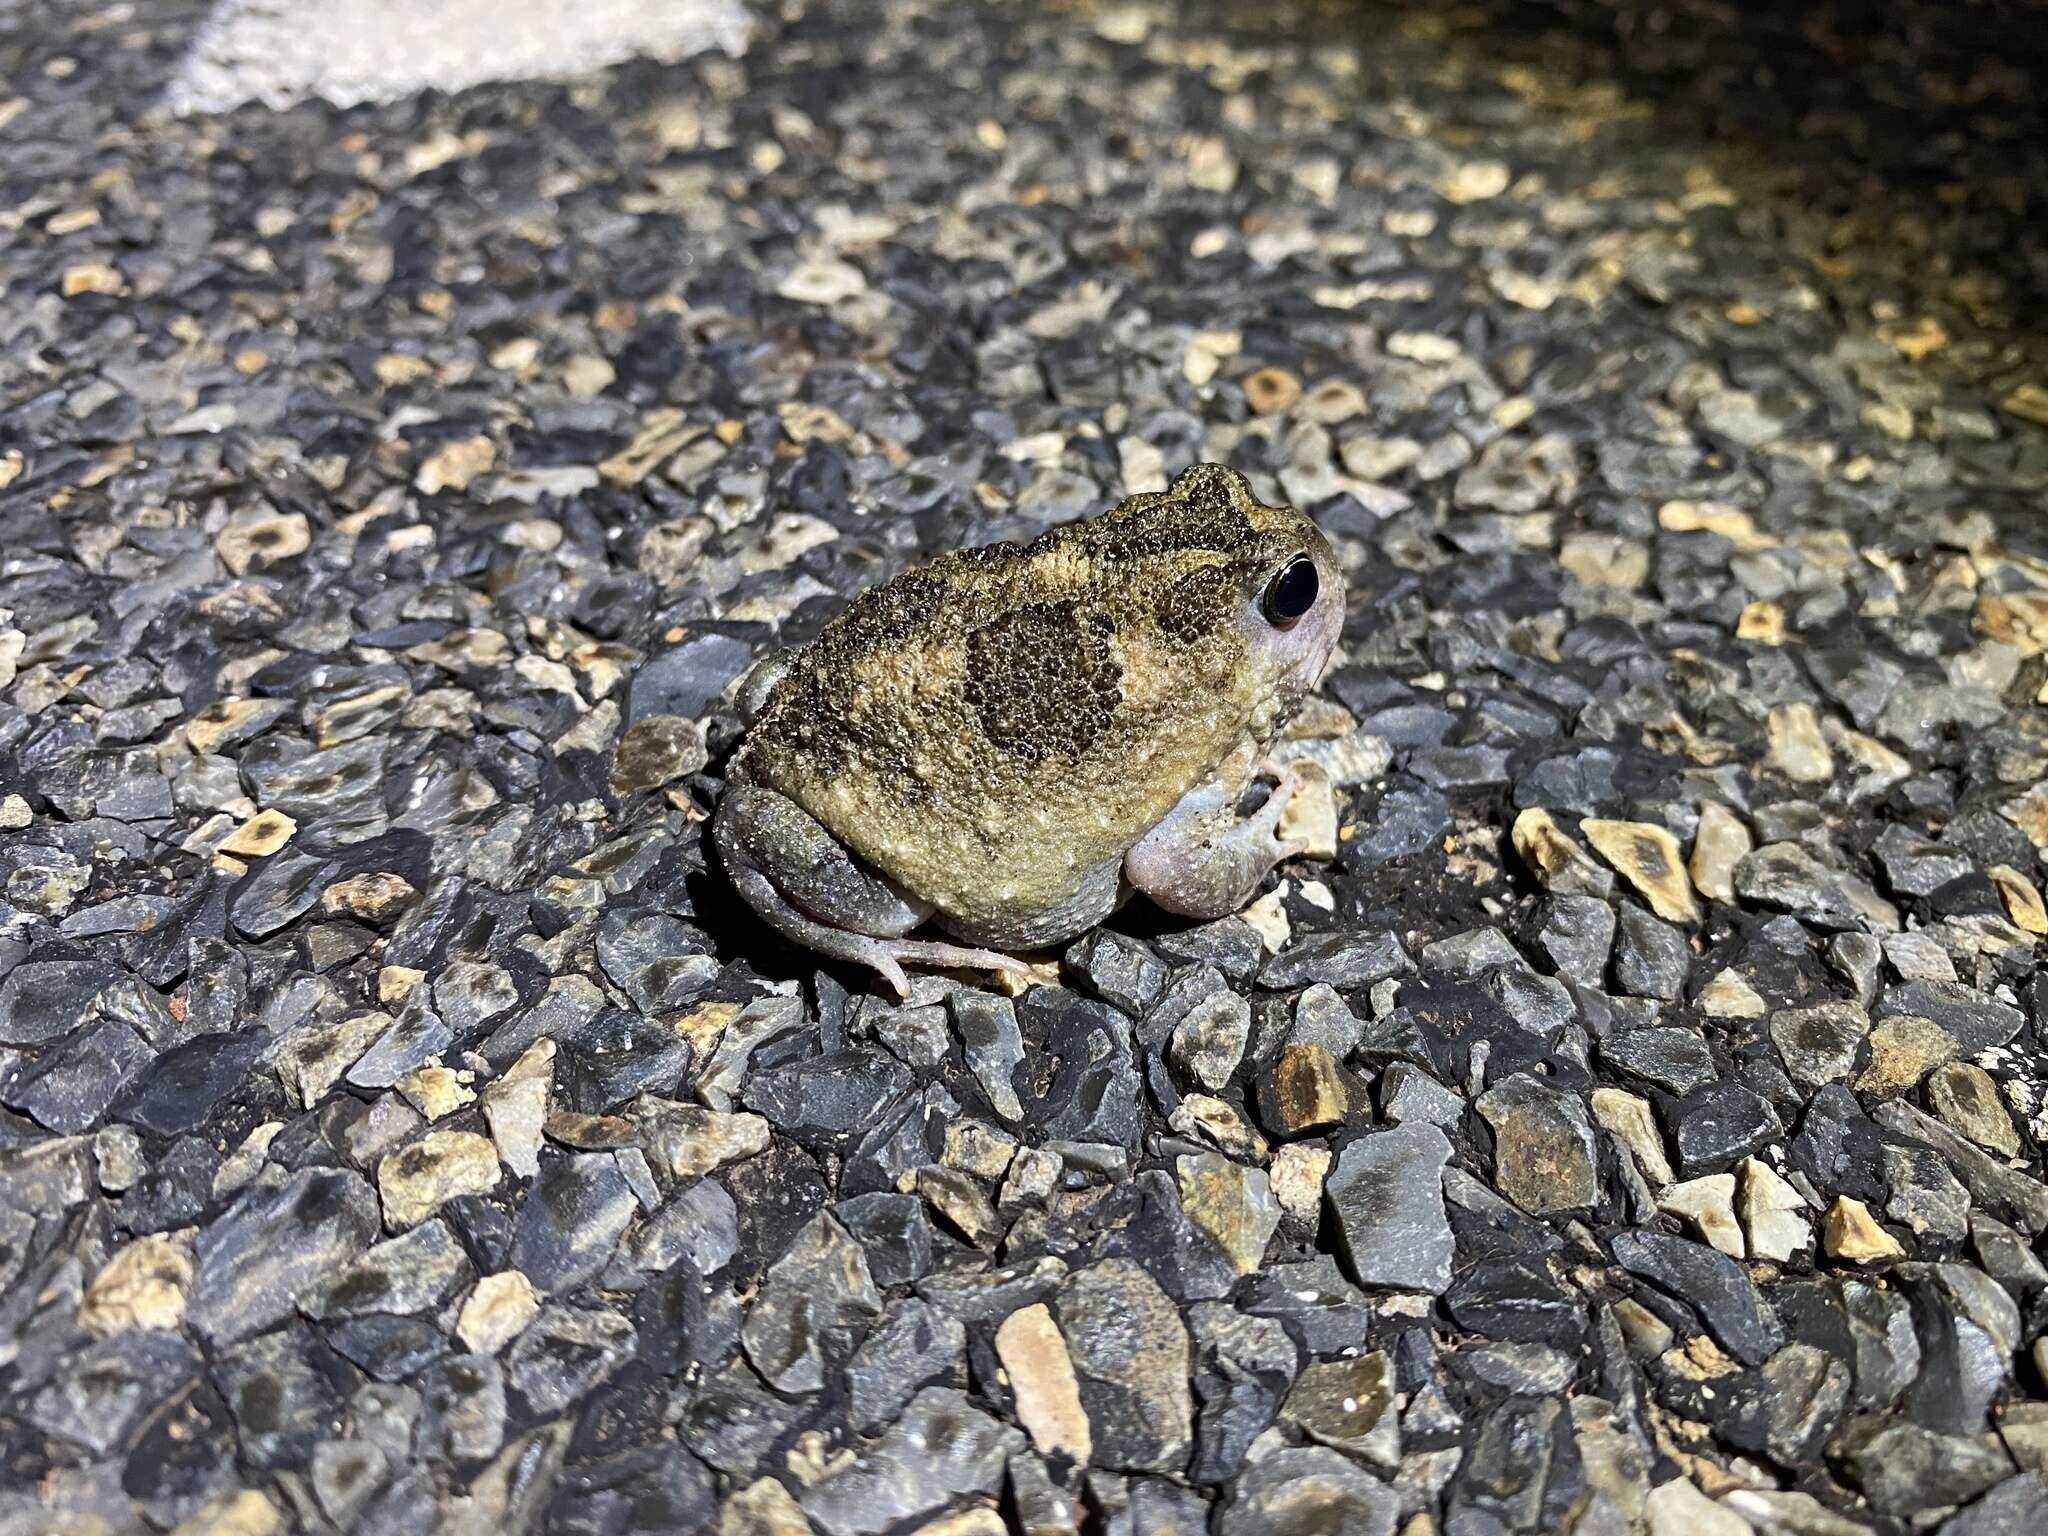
<box><xmin>1123</xmin><ymin>762</ymin><xmax>1306</xmax><ymax>919</ymax></box>
<box><xmin>937</xmin><ymin>856</ymin><xmax>1125</xmax><ymax>951</ymax></box>
<box><xmin>713</xmin><ymin>784</ymin><xmax>1034</xmax><ymax>997</ymax></box>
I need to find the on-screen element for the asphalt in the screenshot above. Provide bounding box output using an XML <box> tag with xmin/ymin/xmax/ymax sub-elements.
<box><xmin>2</xmin><ymin>2</ymin><xmax>2047</xmax><ymax>1533</ymax></box>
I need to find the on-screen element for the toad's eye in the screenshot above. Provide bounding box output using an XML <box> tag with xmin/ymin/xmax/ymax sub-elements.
<box><xmin>1260</xmin><ymin>555</ymin><xmax>1319</xmax><ymax>626</ymax></box>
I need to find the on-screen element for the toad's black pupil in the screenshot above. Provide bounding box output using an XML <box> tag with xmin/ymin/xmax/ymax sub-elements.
<box><xmin>1262</xmin><ymin>557</ymin><xmax>1319</xmax><ymax>624</ymax></box>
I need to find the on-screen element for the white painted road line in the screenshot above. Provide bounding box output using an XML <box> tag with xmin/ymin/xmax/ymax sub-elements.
<box><xmin>166</xmin><ymin>0</ymin><xmax>751</xmax><ymax>114</ymax></box>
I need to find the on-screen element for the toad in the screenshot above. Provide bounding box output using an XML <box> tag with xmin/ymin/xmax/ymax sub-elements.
<box><xmin>714</xmin><ymin>463</ymin><xmax>1346</xmax><ymax>994</ymax></box>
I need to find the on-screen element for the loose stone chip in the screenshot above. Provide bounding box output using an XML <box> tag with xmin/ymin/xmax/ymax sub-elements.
<box><xmin>1580</xmin><ymin>818</ymin><xmax>1701</xmax><ymax>924</ymax></box>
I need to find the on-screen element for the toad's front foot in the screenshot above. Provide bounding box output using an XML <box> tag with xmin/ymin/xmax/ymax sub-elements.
<box><xmin>1122</xmin><ymin>761</ymin><xmax>1308</xmax><ymax>920</ymax></box>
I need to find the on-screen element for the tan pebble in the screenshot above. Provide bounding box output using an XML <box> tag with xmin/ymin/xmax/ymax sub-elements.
<box><xmin>1831</xmin><ymin>726</ymin><xmax>1911</xmax><ymax>798</ymax></box>
<box><xmin>408</xmin><ymin>626</ymin><xmax>510</xmax><ymax>670</ymax></box>
<box><xmin>1243</xmin><ymin>366</ymin><xmax>1302</xmax><ymax>415</ymax></box>
<box><xmin>1269</xmin><ymin>1142</ymin><xmax>1331</xmax><ymax>1226</ymax></box>
<box><xmin>1177</xmin><ymin>1152</ymin><xmax>1279</xmax><ymax>1275</ymax></box>
<box><xmin>1386</xmin><ymin>330</ymin><xmax>1460</xmax><ymax>363</ymax></box>
<box><xmin>482</xmin><ymin>1037</ymin><xmax>555</xmax><ymax>1179</ymax></box>
<box><xmin>1695</xmin><ymin>969</ymin><xmax>1765</xmax><ymax>1019</ymax></box>
<box><xmin>1998</xmin><ymin>382</ymin><xmax>2048</xmax><ymax>426</ymax></box>
<box><xmin>378</xmin><ymin>965</ymin><xmax>425</xmax><ymax>1004</ymax></box>
<box><xmin>1241</xmin><ymin>886</ymin><xmax>1291</xmax><ymax>953</ymax></box>
<box><xmin>169</xmin><ymin>1492</ymin><xmax>282</xmax><ymax>1536</ymax></box>
<box><xmin>457</xmin><ymin>1270</ymin><xmax>539</xmax><ymax>1353</ymax></box>
<box><xmin>217</xmin><ymin>808</ymin><xmax>295</xmax><ymax>857</ymax></box>
<box><xmin>1658</xmin><ymin>1174</ymin><xmax>1744</xmax><ymax>1259</ymax></box>
<box><xmin>1591</xmin><ymin>1087</ymin><xmax>1674</xmax><ymax>1187</ymax></box>
<box><xmin>1490</xmin><ymin>269</ymin><xmax>1558</xmax><ymax>310</ymax></box>
<box><xmin>633</xmin><ymin>1103</ymin><xmax>772</xmax><ymax>1181</ymax></box>
<box><xmin>1492</xmin><ymin>397</ymin><xmax>1535</xmax><ymax>430</ymax></box>
<box><xmin>719</xmin><ymin>1477</ymin><xmax>812</xmax><ymax>1536</ymax></box>
<box><xmin>377</xmin><ymin>1130</ymin><xmax>499</xmax><ymax>1227</ymax></box>
<box><xmin>395</xmin><ymin>1065</ymin><xmax>474</xmax><ymax>1120</ymax></box>
<box><xmin>2006</xmin><ymin>785</ymin><xmax>2048</xmax><ymax>850</ymax></box>
<box><xmin>1688</xmin><ymin>802</ymin><xmax>1753</xmax><ymax>906</ymax></box>
<box><xmin>1297</xmin><ymin>378</ymin><xmax>1367</xmax><ymax>424</ymax></box>
<box><xmin>488</xmin><ymin>335</ymin><xmax>541</xmax><ymax>372</ymax></box>
<box><xmin>673</xmin><ymin>1000</ymin><xmax>740</xmax><ymax>1059</ymax></box>
<box><xmin>1675</xmin><ymin>1334</ymin><xmax>1742</xmax><ymax>1380</ymax></box>
<box><xmin>321</xmin><ymin>871</ymin><xmax>419</xmax><ymax>924</ymax></box>
<box><xmin>1117</xmin><ymin>435</ymin><xmax>1167</xmax><ymax>494</ymax></box>
<box><xmin>81</xmin><ymin>1234</ymin><xmax>193</xmax><ymax>1334</ymax></box>
<box><xmin>1644</xmin><ymin>1479</ymin><xmax>1749</xmax><ymax>1536</ymax></box>
<box><xmin>215</xmin><ymin>509</ymin><xmax>311</xmax><ymax>575</ymax></box>
<box><xmin>777</xmin><ymin>256</ymin><xmax>866</xmax><ymax>305</ymax></box>
<box><xmin>1285</xmin><ymin>696</ymin><xmax>1360</xmax><ymax>740</ymax></box>
<box><xmin>916</xmin><ymin>1165</ymin><xmax>1001</xmax><ymax>1249</ymax></box>
<box><xmin>1823</xmin><ymin>1195</ymin><xmax>1904</xmax><ymax>1263</ymax></box>
<box><xmin>561</xmin><ymin>353</ymin><xmax>616</xmax><ymax>398</ymax></box>
<box><xmin>1558</xmin><ymin>532</ymin><xmax>1648</xmax><ymax>590</ymax></box>
<box><xmin>1440</xmin><ymin>159</ymin><xmax>1511</xmax><ymax>203</ymax></box>
<box><xmin>313</xmin><ymin>683</ymin><xmax>408</xmax><ymax>747</ymax></box>
<box><xmin>213</xmin><ymin>1122</ymin><xmax>284</xmax><ymax>1199</ymax></box>
<box><xmin>944</xmin><ymin>1120</ymin><xmax>1018</xmax><ymax>1180</ymax></box>
<box><xmin>600</xmin><ymin>410</ymin><xmax>696</xmax><ymax>486</ymax></box>
<box><xmin>1855</xmin><ymin>1014</ymin><xmax>1958</xmax><ymax>1097</ymax></box>
<box><xmin>1277</xmin><ymin>760</ymin><xmax>1339</xmax><ymax>861</ymax></box>
<box><xmin>374</xmin><ymin>352</ymin><xmax>436</xmax><ymax>387</ymax></box>
<box><xmin>1737</xmin><ymin>1157</ymin><xmax>1811</xmax><ymax>1263</ymax></box>
<box><xmin>995</xmin><ymin>1303</ymin><xmax>1091</xmax><ymax>1463</ymax></box>
<box><xmin>1581</xmin><ymin>817</ymin><xmax>1700</xmax><ymax>924</ymax></box>
<box><xmin>1736</xmin><ymin>600</ymin><xmax>1785</xmax><ymax>644</ymax></box>
<box><xmin>1657</xmin><ymin>501</ymin><xmax>1774</xmax><ymax>551</ymax></box>
<box><xmin>1267</xmin><ymin>1043</ymin><xmax>1350</xmax><ymax>1135</ymax></box>
<box><xmin>1880</xmin><ymin>315</ymin><xmax>1948</xmax><ymax>360</ymax></box>
<box><xmin>1168</xmin><ymin>1094</ymin><xmax>1269</xmax><ymax>1163</ymax></box>
<box><xmin>184</xmin><ymin>699</ymin><xmax>264</xmax><ymax>755</ymax></box>
<box><xmin>1989</xmin><ymin>864</ymin><xmax>2048</xmax><ymax>935</ymax></box>
<box><xmin>1975</xmin><ymin>591</ymin><xmax>2048</xmax><ymax>657</ymax></box>
<box><xmin>1339</xmin><ymin>436</ymin><xmax>1420</xmax><ymax>484</ymax></box>
<box><xmin>1183</xmin><ymin>135</ymin><xmax>1238</xmax><ymax>192</ymax></box>
<box><xmin>415</xmin><ymin>433</ymin><xmax>496</xmax><ymax>494</ymax></box>
<box><xmin>1511</xmin><ymin>807</ymin><xmax>1613</xmax><ymax>898</ymax></box>
<box><xmin>778</xmin><ymin>400</ymin><xmax>859</xmax><ymax>447</ymax></box>
<box><xmin>1610</xmin><ymin>1297</ymin><xmax>1675</xmax><ymax>1356</ymax></box>
<box><xmin>61</xmin><ymin>260</ymin><xmax>126</xmax><ymax>297</ymax></box>
<box><xmin>1764</xmin><ymin>703</ymin><xmax>1835</xmax><ymax>782</ymax></box>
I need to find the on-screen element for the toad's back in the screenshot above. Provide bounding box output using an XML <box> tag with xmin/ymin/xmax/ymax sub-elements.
<box><xmin>731</xmin><ymin>471</ymin><xmax>1297</xmax><ymax>926</ymax></box>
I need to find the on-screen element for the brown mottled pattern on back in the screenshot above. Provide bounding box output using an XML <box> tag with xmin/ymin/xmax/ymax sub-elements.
<box><xmin>1155</xmin><ymin>562</ymin><xmax>1235</xmax><ymax>645</ymax></box>
<box><xmin>963</xmin><ymin>601</ymin><xmax>1122</xmax><ymax>764</ymax></box>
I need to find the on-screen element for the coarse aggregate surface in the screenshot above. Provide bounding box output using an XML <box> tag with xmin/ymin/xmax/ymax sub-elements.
<box><xmin>3</xmin><ymin>1</ymin><xmax>2048</xmax><ymax>1532</ymax></box>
